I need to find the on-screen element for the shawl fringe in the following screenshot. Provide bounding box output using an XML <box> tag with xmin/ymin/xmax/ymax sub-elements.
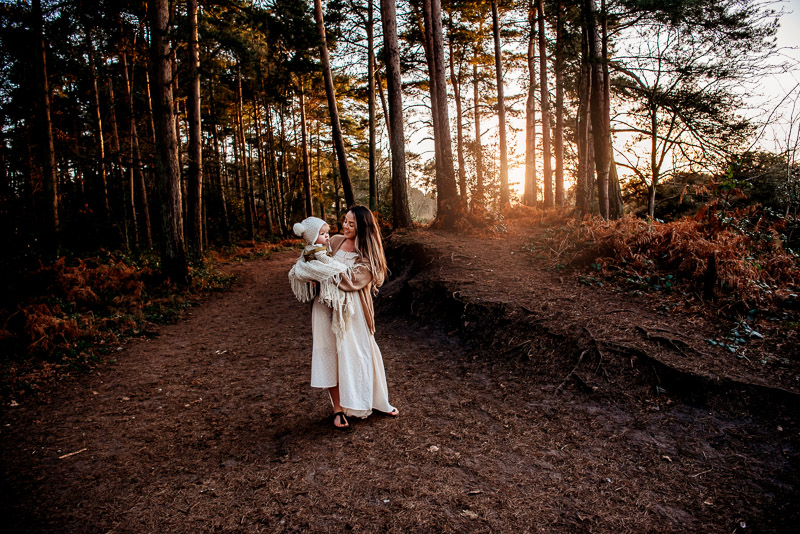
<box><xmin>288</xmin><ymin>245</ymin><xmax>355</xmax><ymax>352</ymax></box>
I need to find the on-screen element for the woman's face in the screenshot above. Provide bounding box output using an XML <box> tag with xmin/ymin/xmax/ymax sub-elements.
<box><xmin>342</xmin><ymin>211</ymin><xmax>357</xmax><ymax>240</ymax></box>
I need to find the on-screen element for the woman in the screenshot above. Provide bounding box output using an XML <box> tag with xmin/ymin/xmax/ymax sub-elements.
<box><xmin>310</xmin><ymin>205</ymin><xmax>399</xmax><ymax>428</ymax></box>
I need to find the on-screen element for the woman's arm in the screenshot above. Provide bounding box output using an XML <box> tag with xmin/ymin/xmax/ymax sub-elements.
<box><xmin>337</xmin><ymin>261</ymin><xmax>373</xmax><ymax>291</ymax></box>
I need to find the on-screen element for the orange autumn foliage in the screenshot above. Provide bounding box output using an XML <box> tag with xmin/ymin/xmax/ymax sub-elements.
<box><xmin>529</xmin><ymin>212</ymin><xmax>799</xmax><ymax>309</ymax></box>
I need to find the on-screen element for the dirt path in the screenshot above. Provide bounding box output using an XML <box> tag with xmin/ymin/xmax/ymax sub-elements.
<box><xmin>1</xmin><ymin>248</ymin><xmax>797</xmax><ymax>533</ymax></box>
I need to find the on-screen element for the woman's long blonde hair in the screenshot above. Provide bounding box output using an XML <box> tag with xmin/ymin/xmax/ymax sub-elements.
<box><xmin>350</xmin><ymin>205</ymin><xmax>387</xmax><ymax>288</ymax></box>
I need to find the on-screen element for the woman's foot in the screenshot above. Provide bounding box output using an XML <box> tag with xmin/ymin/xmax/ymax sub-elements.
<box><xmin>333</xmin><ymin>411</ymin><xmax>349</xmax><ymax>429</ymax></box>
<box><xmin>383</xmin><ymin>408</ymin><xmax>399</xmax><ymax>417</ymax></box>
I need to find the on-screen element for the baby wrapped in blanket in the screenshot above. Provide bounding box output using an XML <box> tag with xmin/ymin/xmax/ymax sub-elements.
<box><xmin>288</xmin><ymin>217</ymin><xmax>354</xmax><ymax>349</ymax></box>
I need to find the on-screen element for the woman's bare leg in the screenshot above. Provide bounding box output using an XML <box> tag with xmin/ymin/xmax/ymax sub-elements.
<box><xmin>328</xmin><ymin>386</ymin><xmax>348</xmax><ymax>427</ymax></box>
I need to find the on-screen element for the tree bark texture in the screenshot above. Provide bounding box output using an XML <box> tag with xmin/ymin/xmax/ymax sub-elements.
<box><xmin>209</xmin><ymin>82</ymin><xmax>231</xmax><ymax>243</ymax></box>
<box><xmin>299</xmin><ymin>81</ymin><xmax>313</xmax><ymax>218</ymax></box>
<box><xmin>448</xmin><ymin>28</ymin><xmax>467</xmax><ymax>205</ymax></box>
<box><xmin>237</xmin><ymin>65</ymin><xmax>255</xmax><ymax>238</ymax></box>
<box><xmin>576</xmin><ymin>23</ymin><xmax>594</xmax><ymax>216</ymax></box>
<box><xmin>555</xmin><ymin>1</ymin><xmax>565</xmax><ymax>207</ymax></box>
<box><xmin>186</xmin><ymin>0</ymin><xmax>203</xmax><ymax>260</ymax></box>
<box><xmin>313</xmin><ymin>0</ymin><xmax>354</xmax><ymax>207</ymax></box>
<box><xmin>420</xmin><ymin>0</ymin><xmax>443</xmax><ymax>185</ymax></box>
<box><xmin>367</xmin><ymin>0</ymin><xmax>377</xmax><ymax>211</ymax></box>
<box><xmin>492</xmin><ymin>0</ymin><xmax>509</xmax><ymax>206</ymax></box>
<box><xmin>122</xmin><ymin>53</ymin><xmax>153</xmax><ymax>248</ymax></box>
<box><xmin>255</xmin><ymin>95</ymin><xmax>273</xmax><ymax>236</ymax></box>
<box><xmin>379</xmin><ymin>0</ymin><xmax>412</xmax><ymax>228</ymax></box>
<box><xmin>602</xmin><ymin>0</ymin><xmax>623</xmax><ymax>219</ymax></box>
<box><xmin>33</xmin><ymin>0</ymin><xmax>59</xmax><ymax>254</ymax></box>
<box><xmin>427</xmin><ymin>0</ymin><xmax>459</xmax><ymax>226</ymax></box>
<box><xmin>106</xmin><ymin>74</ymin><xmax>130</xmax><ymax>249</ymax></box>
<box><xmin>149</xmin><ymin>0</ymin><xmax>188</xmax><ymax>284</ymax></box>
<box><xmin>86</xmin><ymin>31</ymin><xmax>111</xmax><ymax>224</ymax></box>
<box><xmin>524</xmin><ymin>4</ymin><xmax>537</xmax><ymax>207</ymax></box>
<box><xmin>584</xmin><ymin>0</ymin><xmax>609</xmax><ymax>219</ymax></box>
<box><xmin>537</xmin><ymin>0</ymin><xmax>553</xmax><ymax>209</ymax></box>
<box><xmin>472</xmin><ymin>55</ymin><xmax>484</xmax><ymax>209</ymax></box>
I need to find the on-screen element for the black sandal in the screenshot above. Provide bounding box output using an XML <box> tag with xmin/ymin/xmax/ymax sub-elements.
<box><xmin>333</xmin><ymin>411</ymin><xmax>349</xmax><ymax>429</ymax></box>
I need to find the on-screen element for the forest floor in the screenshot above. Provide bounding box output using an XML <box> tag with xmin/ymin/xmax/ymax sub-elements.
<box><xmin>1</xmin><ymin>219</ymin><xmax>798</xmax><ymax>533</ymax></box>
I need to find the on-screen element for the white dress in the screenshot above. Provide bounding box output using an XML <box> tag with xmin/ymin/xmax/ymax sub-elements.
<box><xmin>310</xmin><ymin>249</ymin><xmax>395</xmax><ymax>418</ymax></box>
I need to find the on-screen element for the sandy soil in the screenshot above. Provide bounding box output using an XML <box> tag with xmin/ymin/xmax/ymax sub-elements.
<box><xmin>1</xmin><ymin>227</ymin><xmax>797</xmax><ymax>533</ymax></box>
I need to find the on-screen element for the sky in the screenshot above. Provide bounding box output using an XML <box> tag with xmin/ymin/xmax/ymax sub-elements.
<box><xmin>753</xmin><ymin>0</ymin><xmax>800</xmax><ymax>153</ymax></box>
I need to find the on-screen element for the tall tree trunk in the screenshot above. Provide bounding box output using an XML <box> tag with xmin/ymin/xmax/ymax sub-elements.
<box><xmin>648</xmin><ymin>107</ymin><xmax>658</xmax><ymax>219</ymax></box>
<box><xmin>367</xmin><ymin>0</ymin><xmax>377</xmax><ymax>211</ymax></box>
<box><xmin>374</xmin><ymin>58</ymin><xmax>393</xmax><ymax>198</ymax></box>
<box><xmin>212</xmin><ymin>121</ymin><xmax>231</xmax><ymax>244</ymax></box>
<box><xmin>33</xmin><ymin>0</ymin><xmax>59</xmax><ymax>255</ymax></box>
<box><xmin>609</xmin><ymin>158</ymin><xmax>624</xmax><ymax>218</ymax></box>
<box><xmin>186</xmin><ymin>0</ymin><xmax>203</xmax><ymax>260</ymax></box>
<box><xmin>237</xmin><ymin>65</ymin><xmax>254</xmax><ymax>238</ymax></box>
<box><xmin>602</xmin><ymin>0</ymin><xmax>623</xmax><ymax>218</ymax></box>
<box><xmin>122</xmin><ymin>53</ymin><xmax>153</xmax><ymax>248</ymax></box>
<box><xmin>170</xmin><ymin>49</ymin><xmax>185</xmax><ymax>228</ymax></box>
<box><xmin>419</xmin><ymin>0</ymin><xmax>442</xmax><ymax>185</ymax></box>
<box><xmin>119</xmin><ymin>61</ymin><xmax>138</xmax><ymax>249</ymax></box>
<box><xmin>149</xmin><ymin>0</ymin><xmax>187</xmax><ymax>284</ymax></box>
<box><xmin>299</xmin><ymin>80</ymin><xmax>313</xmax><ymax>217</ymax></box>
<box><xmin>537</xmin><ymin>0</ymin><xmax>553</xmax><ymax>209</ymax></box>
<box><xmin>313</xmin><ymin>0</ymin><xmax>354</xmax><ymax>207</ymax></box>
<box><xmin>491</xmin><ymin>0</ymin><xmax>509</xmax><ymax>206</ymax></box>
<box><xmin>266</xmin><ymin>105</ymin><xmax>284</xmax><ymax>234</ymax></box>
<box><xmin>425</xmin><ymin>0</ymin><xmax>459</xmax><ymax>226</ymax></box>
<box><xmin>279</xmin><ymin>104</ymin><xmax>290</xmax><ymax>229</ymax></box>
<box><xmin>144</xmin><ymin>67</ymin><xmax>157</xmax><ymax>146</ymax></box>
<box><xmin>584</xmin><ymin>0</ymin><xmax>609</xmax><ymax>219</ymax></box>
<box><xmin>86</xmin><ymin>31</ymin><xmax>111</xmax><ymax>228</ymax></box>
<box><xmin>524</xmin><ymin>3</ymin><xmax>537</xmax><ymax>207</ymax></box>
<box><xmin>107</xmin><ymin>75</ymin><xmax>130</xmax><ymax>249</ymax></box>
<box><xmin>71</xmin><ymin>118</ymin><xmax>86</xmax><ymax>201</ymax></box>
<box><xmin>209</xmin><ymin>81</ymin><xmax>231</xmax><ymax>244</ymax></box>
<box><xmin>554</xmin><ymin>1</ymin><xmax>565</xmax><ymax>207</ymax></box>
<box><xmin>255</xmin><ymin>97</ymin><xmax>273</xmax><ymax>236</ymax></box>
<box><xmin>576</xmin><ymin>24</ymin><xmax>594</xmax><ymax>216</ymax></box>
<box><xmin>332</xmin><ymin>152</ymin><xmax>341</xmax><ymax>220</ymax></box>
<box><xmin>379</xmin><ymin>0</ymin><xmax>412</xmax><ymax>228</ymax></box>
<box><xmin>231</xmin><ymin>97</ymin><xmax>242</xmax><ymax>194</ymax></box>
<box><xmin>472</xmin><ymin>52</ymin><xmax>484</xmax><ymax>209</ymax></box>
<box><xmin>375</xmin><ymin>61</ymin><xmax>391</xmax><ymax>152</ymax></box>
<box><xmin>314</xmin><ymin>122</ymin><xmax>324</xmax><ymax>219</ymax></box>
<box><xmin>448</xmin><ymin>26</ymin><xmax>467</xmax><ymax>205</ymax></box>
<box><xmin>244</xmin><ymin>116</ymin><xmax>258</xmax><ymax>233</ymax></box>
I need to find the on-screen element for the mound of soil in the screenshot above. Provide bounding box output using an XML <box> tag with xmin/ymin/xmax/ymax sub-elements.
<box><xmin>0</xmin><ymin>225</ymin><xmax>797</xmax><ymax>533</ymax></box>
<box><xmin>385</xmin><ymin>221</ymin><xmax>800</xmax><ymax>405</ymax></box>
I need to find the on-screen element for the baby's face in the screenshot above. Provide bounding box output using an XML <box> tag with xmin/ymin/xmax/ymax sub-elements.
<box><xmin>315</xmin><ymin>224</ymin><xmax>330</xmax><ymax>245</ymax></box>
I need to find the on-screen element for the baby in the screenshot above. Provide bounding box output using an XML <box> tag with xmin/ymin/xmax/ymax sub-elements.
<box><xmin>288</xmin><ymin>217</ymin><xmax>354</xmax><ymax>345</ymax></box>
<box><xmin>297</xmin><ymin>217</ymin><xmax>335</xmax><ymax>263</ymax></box>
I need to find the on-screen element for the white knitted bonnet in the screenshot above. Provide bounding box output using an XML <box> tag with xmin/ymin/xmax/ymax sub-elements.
<box><xmin>293</xmin><ymin>217</ymin><xmax>327</xmax><ymax>245</ymax></box>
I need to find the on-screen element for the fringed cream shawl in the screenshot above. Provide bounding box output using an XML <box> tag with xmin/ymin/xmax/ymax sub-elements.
<box><xmin>288</xmin><ymin>245</ymin><xmax>354</xmax><ymax>350</ymax></box>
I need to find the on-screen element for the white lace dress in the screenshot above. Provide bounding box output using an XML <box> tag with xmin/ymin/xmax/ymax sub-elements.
<box><xmin>310</xmin><ymin>249</ymin><xmax>395</xmax><ymax>418</ymax></box>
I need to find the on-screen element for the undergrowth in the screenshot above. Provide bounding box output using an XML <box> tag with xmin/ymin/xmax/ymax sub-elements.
<box><xmin>525</xmin><ymin>207</ymin><xmax>800</xmax><ymax>314</ymax></box>
<box><xmin>0</xmin><ymin>239</ymin><xmax>295</xmax><ymax>400</ymax></box>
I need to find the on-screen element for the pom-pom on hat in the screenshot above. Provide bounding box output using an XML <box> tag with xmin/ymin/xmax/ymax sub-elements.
<box><xmin>293</xmin><ymin>216</ymin><xmax>327</xmax><ymax>245</ymax></box>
